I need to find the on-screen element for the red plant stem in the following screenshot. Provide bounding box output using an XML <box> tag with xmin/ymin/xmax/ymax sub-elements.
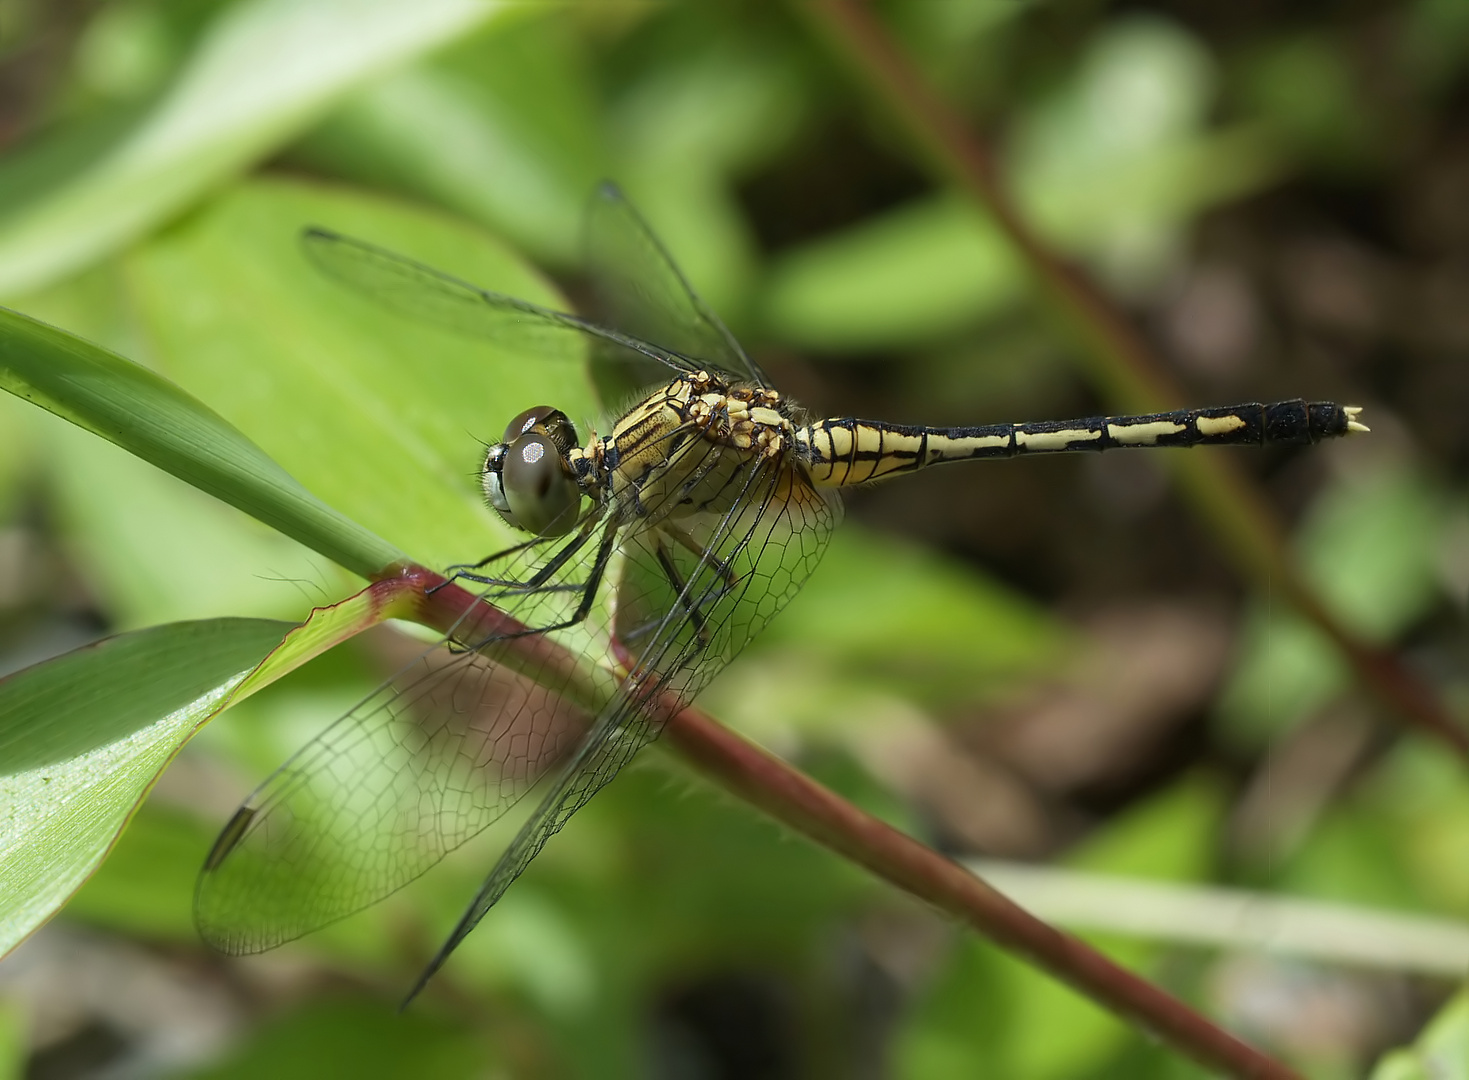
<box><xmin>666</xmin><ymin>706</ymin><xmax>1304</xmax><ymax>1080</ymax></box>
<box><xmin>396</xmin><ymin>568</ymin><xmax>1300</xmax><ymax>1077</ymax></box>
<box><xmin>802</xmin><ymin>0</ymin><xmax>1468</xmax><ymax>758</ymax></box>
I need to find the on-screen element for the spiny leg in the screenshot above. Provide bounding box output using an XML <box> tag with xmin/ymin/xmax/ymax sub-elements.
<box><xmin>443</xmin><ymin>532</ymin><xmax>555</xmax><ymax>580</ymax></box>
<box><xmin>663</xmin><ymin>521</ymin><xmax>740</xmax><ymax>595</ymax></box>
<box><xmin>618</xmin><ymin>436</ymin><xmax>741</xmax><ymax>646</ymax></box>
<box><xmin>621</xmin><ymin>462</ymin><xmax>781</xmax><ymax>655</ymax></box>
<box><xmin>458</xmin><ymin>514</ymin><xmax>624</xmax><ymax>652</ymax></box>
<box><xmin>445</xmin><ymin>520</ymin><xmax>596</xmax><ymax>597</ymax></box>
<box><xmin>650</xmin><ymin>534</ymin><xmax>720</xmax><ymax>647</ymax></box>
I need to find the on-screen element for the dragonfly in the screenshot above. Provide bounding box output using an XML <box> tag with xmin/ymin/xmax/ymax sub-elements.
<box><xmin>193</xmin><ymin>183</ymin><xmax>1368</xmax><ymax>1002</ymax></box>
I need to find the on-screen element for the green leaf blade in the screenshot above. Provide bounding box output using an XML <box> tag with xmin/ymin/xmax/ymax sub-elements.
<box><xmin>0</xmin><ymin>579</ymin><xmax>412</xmax><ymax>958</ymax></box>
<box><xmin>121</xmin><ymin>179</ymin><xmax>600</xmax><ymax>572</ymax></box>
<box><xmin>0</xmin><ymin>0</ymin><xmax>505</xmax><ymax>296</ymax></box>
<box><xmin>0</xmin><ymin>305</ymin><xmax>405</xmax><ymax>578</ymax></box>
<box><xmin>0</xmin><ymin>619</ymin><xmax>290</xmax><ymax>956</ymax></box>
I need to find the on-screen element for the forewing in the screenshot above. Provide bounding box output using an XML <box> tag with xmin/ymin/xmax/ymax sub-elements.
<box><xmin>584</xmin><ymin>183</ymin><xmax>766</xmax><ymax>385</ymax></box>
<box><xmin>302</xmin><ymin>228</ymin><xmax>694</xmax><ymax>373</ymax></box>
<box><xmin>405</xmin><ymin>444</ymin><xmax>842</xmax><ymax>998</ymax></box>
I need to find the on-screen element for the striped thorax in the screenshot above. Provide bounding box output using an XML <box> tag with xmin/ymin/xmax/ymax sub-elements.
<box><xmin>598</xmin><ymin>372</ymin><xmax>793</xmax><ymax>522</ymax></box>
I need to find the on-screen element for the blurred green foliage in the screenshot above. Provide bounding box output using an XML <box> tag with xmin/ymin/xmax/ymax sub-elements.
<box><xmin>1370</xmin><ymin>990</ymin><xmax>1469</xmax><ymax>1080</ymax></box>
<box><xmin>0</xmin><ymin>1</ymin><xmax>1464</xmax><ymax>1077</ymax></box>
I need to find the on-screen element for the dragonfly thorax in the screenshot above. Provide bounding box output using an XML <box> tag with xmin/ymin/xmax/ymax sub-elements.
<box><xmin>603</xmin><ymin>372</ymin><xmax>796</xmax><ymax>522</ymax></box>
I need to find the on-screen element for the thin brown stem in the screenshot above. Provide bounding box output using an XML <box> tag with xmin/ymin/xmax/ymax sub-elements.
<box><xmin>403</xmin><ymin>573</ymin><xmax>1301</xmax><ymax>1077</ymax></box>
<box><xmin>666</xmin><ymin>704</ymin><xmax>1303</xmax><ymax>1080</ymax></box>
<box><xmin>803</xmin><ymin>0</ymin><xmax>1467</xmax><ymax>758</ymax></box>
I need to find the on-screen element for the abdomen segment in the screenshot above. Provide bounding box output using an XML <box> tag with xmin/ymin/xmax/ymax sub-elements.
<box><xmin>794</xmin><ymin>401</ymin><xmax>1367</xmax><ymax>487</ymax></box>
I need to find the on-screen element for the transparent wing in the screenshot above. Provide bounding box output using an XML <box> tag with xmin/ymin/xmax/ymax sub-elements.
<box><xmin>585</xmin><ymin>183</ymin><xmax>767</xmax><ymax>386</ymax></box>
<box><xmin>404</xmin><ymin>443</ymin><xmax>842</xmax><ymax>999</ymax></box>
<box><xmin>193</xmin><ymin>526</ymin><xmax>622</xmax><ymax>954</ymax></box>
<box><xmin>302</xmin><ymin>228</ymin><xmax>697</xmax><ymax>374</ymax></box>
<box><xmin>194</xmin><ymin>410</ymin><xmax>839</xmax><ymax>982</ymax></box>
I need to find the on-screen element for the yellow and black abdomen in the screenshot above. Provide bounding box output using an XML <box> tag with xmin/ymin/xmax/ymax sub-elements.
<box><xmin>795</xmin><ymin>400</ymin><xmax>1366</xmax><ymax>488</ymax></box>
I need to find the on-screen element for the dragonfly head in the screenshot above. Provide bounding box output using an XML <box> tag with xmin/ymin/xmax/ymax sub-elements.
<box><xmin>482</xmin><ymin>406</ymin><xmax>582</xmax><ymax>537</ymax></box>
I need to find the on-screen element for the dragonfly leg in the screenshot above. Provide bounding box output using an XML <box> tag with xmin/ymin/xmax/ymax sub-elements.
<box><xmin>662</xmin><ymin>522</ymin><xmax>740</xmax><ymax>594</ymax></box>
<box><xmin>442</xmin><ymin>514</ymin><xmax>602</xmax><ymax>595</ymax></box>
<box><xmin>457</xmin><ymin>512</ymin><xmax>623</xmax><ymax>651</ymax></box>
<box><xmin>618</xmin><ymin>524</ymin><xmax>742</xmax><ymax>651</ymax></box>
<box><xmin>436</xmin><ymin>536</ymin><xmax>556</xmax><ymax>595</ymax></box>
<box><xmin>653</xmin><ymin>536</ymin><xmax>711</xmax><ymax>646</ymax></box>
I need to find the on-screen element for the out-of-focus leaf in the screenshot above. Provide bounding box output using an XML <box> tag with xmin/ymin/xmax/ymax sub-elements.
<box><xmin>0</xmin><ymin>998</ymin><xmax>20</xmax><ymax>1080</ymax></box>
<box><xmin>294</xmin><ymin>17</ymin><xmax>606</xmax><ymax>265</ymax></box>
<box><xmin>698</xmin><ymin>524</ymin><xmax>1060</xmax><ymax>752</ymax></box>
<box><xmin>607</xmin><ymin>39</ymin><xmax>802</xmax><ymax>330</ymax></box>
<box><xmin>1289</xmin><ymin>718</ymin><xmax>1469</xmax><ymax>924</ymax></box>
<box><xmin>1370</xmin><ymin>990</ymin><xmax>1469</xmax><ymax>1080</ymax></box>
<box><xmin>1214</xmin><ymin>612</ymin><xmax>1347</xmax><ymax>747</ymax></box>
<box><xmin>894</xmin><ymin>935</ymin><xmax>1158</xmax><ymax>1080</ymax></box>
<box><xmin>0</xmin><ymin>0</ymin><xmax>502</xmax><ymax>296</ymax></box>
<box><xmin>972</xmin><ymin>858</ymin><xmax>1469</xmax><ymax>976</ymax></box>
<box><xmin>759</xmin><ymin>525</ymin><xmax>1060</xmax><ymax>687</ymax></box>
<box><xmin>1067</xmin><ymin>775</ymin><xmax>1223</xmax><ymax>882</ymax></box>
<box><xmin>0</xmin><ymin>619</ymin><xmax>287</xmax><ymax>956</ymax></box>
<box><xmin>189</xmin><ymin>996</ymin><xmax>490</xmax><ymax>1080</ymax></box>
<box><xmin>1402</xmin><ymin>0</ymin><xmax>1469</xmax><ymax>94</ymax></box>
<box><xmin>763</xmin><ymin>17</ymin><xmax>1281</xmax><ymax>351</ymax></box>
<box><xmin>63</xmin><ymin>803</ymin><xmax>215</xmax><ymax>940</ymax></box>
<box><xmin>1298</xmin><ymin>466</ymin><xmax>1448</xmax><ymax>641</ymax></box>
<box><xmin>0</xmin><ymin>107</ymin><xmax>149</xmax><ymax>227</ymax></box>
<box><xmin>610</xmin><ymin>43</ymin><xmax>805</xmax><ymax>178</ymax></box>
<box><xmin>1218</xmin><ymin>465</ymin><xmax>1448</xmax><ymax>744</ymax></box>
<box><xmin>1238</xmin><ymin>35</ymin><xmax>1376</xmax><ymax>174</ymax></box>
<box><xmin>763</xmin><ymin>123</ymin><xmax>1277</xmax><ymax>351</ymax></box>
<box><xmin>444</xmin><ymin>887</ymin><xmax>598</xmax><ymax>1017</ymax></box>
<box><xmin>1277</xmin><ymin>801</ymin><xmax>1426</xmax><ymax>912</ymax></box>
<box><xmin>43</xmin><ymin>416</ymin><xmax>333</xmax><ymax>630</ymax></box>
<box><xmin>0</xmin><ymin>303</ymin><xmax>403</xmax><ymax>580</ymax></box>
<box><xmin>893</xmin><ymin>940</ymin><xmax>1011</xmax><ymax>1077</ymax></box>
<box><xmin>897</xmin><ymin>0</ymin><xmax>1037</xmax><ymax>46</ymax></box>
<box><xmin>1375</xmin><ymin>743</ymin><xmax>1469</xmax><ymax>914</ymax></box>
<box><xmin>761</xmin><ymin>195</ymin><xmax>1021</xmax><ymax>350</ymax></box>
<box><xmin>123</xmin><ymin>179</ymin><xmax>600</xmax><ymax>573</ymax></box>
<box><xmin>898</xmin><ymin>778</ymin><xmax>1221</xmax><ymax>1078</ymax></box>
<box><xmin>70</xmin><ymin>2</ymin><xmax>181</xmax><ymax>103</ymax></box>
<box><xmin>1013</xmin><ymin>17</ymin><xmax>1215</xmax><ymax>187</ymax></box>
<box><xmin>0</xmin><ymin>392</ymin><xmax>34</xmax><ymax>520</ymax></box>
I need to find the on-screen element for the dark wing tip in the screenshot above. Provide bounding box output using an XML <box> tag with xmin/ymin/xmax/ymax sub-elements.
<box><xmin>201</xmin><ymin>804</ymin><xmax>257</xmax><ymax>872</ymax></box>
<box><xmin>593</xmin><ymin>180</ymin><xmax>625</xmax><ymax>201</ymax></box>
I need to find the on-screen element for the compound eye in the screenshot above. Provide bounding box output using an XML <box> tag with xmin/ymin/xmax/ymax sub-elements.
<box><xmin>502</xmin><ymin>406</ymin><xmax>579</xmax><ymax>456</ymax></box>
<box><xmin>498</xmin><ymin>433</ymin><xmax>580</xmax><ymax>537</ymax></box>
<box><xmin>503</xmin><ymin>406</ymin><xmax>556</xmax><ymax>443</ymax></box>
